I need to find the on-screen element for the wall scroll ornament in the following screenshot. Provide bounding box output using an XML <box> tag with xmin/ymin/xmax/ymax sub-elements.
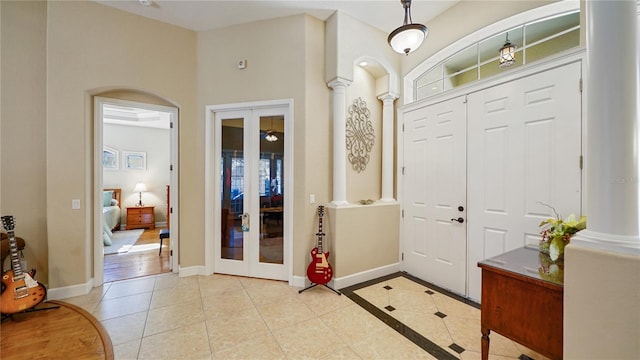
<box><xmin>346</xmin><ymin>97</ymin><xmax>375</xmax><ymax>173</ymax></box>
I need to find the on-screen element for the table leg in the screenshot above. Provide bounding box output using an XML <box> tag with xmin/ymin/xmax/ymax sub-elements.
<box><xmin>481</xmin><ymin>326</ymin><xmax>490</xmax><ymax>360</ymax></box>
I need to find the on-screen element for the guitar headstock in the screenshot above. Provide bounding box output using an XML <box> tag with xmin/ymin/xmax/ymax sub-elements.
<box><xmin>317</xmin><ymin>205</ymin><xmax>325</xmax><ymax>218</ymax></box>
<box><xmin>1</xmin><ymin>215</ymin><xmax>15</xmax><ymax>231</ymax></box>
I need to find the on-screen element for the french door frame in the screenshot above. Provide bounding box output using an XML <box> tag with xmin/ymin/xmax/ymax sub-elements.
<box><xmin>204</xmin><ymin>99</ymin><xmax>294</xmax><ymax>283</ymax></box>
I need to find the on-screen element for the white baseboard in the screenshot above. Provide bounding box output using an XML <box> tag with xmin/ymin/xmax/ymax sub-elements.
<box><xmin>332</xmin><ymin>262</ymin><xmax>401</xmax><ymax>290</ymax></box>
<box><xmin>290</xmin><ymin>275</ymin><xmax>307</xmax><ymax>288</ymax></box>
<box><xmin>178</xmin><ymin>265</ymin><xmax>210</xmax><ymax>277</ymax></box>
<box><xmin>47</xmin><ymin>278</ymin><xmax>94</xmax><ymax>300</ymax></box>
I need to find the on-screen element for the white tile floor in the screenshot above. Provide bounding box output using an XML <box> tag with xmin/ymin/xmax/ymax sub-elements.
<box><xmin>61</xmin><ymin>273</ymin><xmax>549</xmax><ymax>360</ymax></box>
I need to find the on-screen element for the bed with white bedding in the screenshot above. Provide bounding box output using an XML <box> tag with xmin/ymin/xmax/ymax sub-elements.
<box><xmin>102</xmin><ymin>188</ymin><xmax>121</xmax><ymax>246</ymax></box>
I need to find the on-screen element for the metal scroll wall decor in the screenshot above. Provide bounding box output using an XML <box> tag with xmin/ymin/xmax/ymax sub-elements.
<box><xmin>346</xmin><ymin>97</ymin><xmax>375</xmax><ymax>173</ymax></box>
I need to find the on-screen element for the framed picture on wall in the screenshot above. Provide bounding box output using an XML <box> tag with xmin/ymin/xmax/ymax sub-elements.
<box><xmin>103</xmin><ymin>146</ymin><xmax>119</xmax><ymax>170</ymax></box>
<box><xmin>123</xmin><ymin>151</ymin><xmax>147</xmax><ymax>170</ymax></box>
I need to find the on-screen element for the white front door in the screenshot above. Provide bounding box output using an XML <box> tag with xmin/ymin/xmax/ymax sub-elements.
<box><xmin>466</xmin><ymin>61</ymin><xmax>582</xmax><ymax>301</ymax></box>
<box><xmin>214</xmin><ymin>106</ymin><xmax>289</xmax><ymax>281</ymax></box>
<box><xmin>402</xmin><ymin>96</ymin><xmax>467</xmax><ymax>295</ymax></box>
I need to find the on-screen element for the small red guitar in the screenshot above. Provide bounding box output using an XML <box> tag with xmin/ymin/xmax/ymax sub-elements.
<box><xmin>306</xmin><ymin>206</ymin><xmax>333</xmax><ymax>285</ymax></box>
<box><xmin>1</xmin><ymin>215</ymin><xmax>46</xmax><ymax>314</ymax></box>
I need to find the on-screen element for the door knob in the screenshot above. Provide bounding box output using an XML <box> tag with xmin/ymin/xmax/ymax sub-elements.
<box><xmin>451</xmin><ymin>217</ymin><xmax>464</xmax><ymax>223</ymax></box>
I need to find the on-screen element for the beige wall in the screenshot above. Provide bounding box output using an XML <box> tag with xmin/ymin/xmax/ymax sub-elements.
<box><xmin>44</xmin><ymin>0</ymin><xmax>197</xmax><ymax>288</ymax></box>
<box><xmin>198</xmin><ymin>14</ymin><xmax>330</xmax><ymax>277</ymax></box>
<box><xmin>328</xmin><ymin>204</ymin><xmax>400</xmax><ymax>277</ymax></box>
<box><xmin>346</xmin><ymin>66</ymin><xmax>382</xmax><ymax>203</ymax></box>
<box><xmin>0</xmin><ymin>0</ymin><xmax>48</xmax><ymax>281</ymax></box>
<box><xmin>564</xmin><ymin>245</ymin><xmax>640</xmax><ymax>358</ymax></box>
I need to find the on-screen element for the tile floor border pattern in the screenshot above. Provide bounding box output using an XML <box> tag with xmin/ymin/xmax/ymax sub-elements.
<box><xmin>341</xmin><ymin>272</ymin><xmax>464</xmax><ymax>360</ymax></box>
<box><xmin>341</xmin><ymin>272</ymin><xmax>536</xmax><ymax>360</ymax></box>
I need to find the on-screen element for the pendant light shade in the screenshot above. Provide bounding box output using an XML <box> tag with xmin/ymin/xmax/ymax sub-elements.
<box><xmin>264</xmin><ymin>117</ymin><xmax>278</xmax><ymax>142</ymax></box>
<box><xmin>498</xmin><ymin>33</ymin><xmax>516</xmax><ymax>68</ymax></box>
<box><xmin>388</xmin><ymin>0</ymin><xmax>428</xmax><ymax>55</ymax></box>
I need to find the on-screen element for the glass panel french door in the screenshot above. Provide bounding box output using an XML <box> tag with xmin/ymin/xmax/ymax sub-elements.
<box><xmin>216</xmin><ymin>107</ymin><xmax>287</xmax><ymax>280</ymax></box>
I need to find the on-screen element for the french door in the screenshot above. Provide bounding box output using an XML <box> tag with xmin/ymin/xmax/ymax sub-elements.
<box><xmin>214</xmin><ymin>106</ymin><xmax>289</xmax><ymax>281</ymax></box>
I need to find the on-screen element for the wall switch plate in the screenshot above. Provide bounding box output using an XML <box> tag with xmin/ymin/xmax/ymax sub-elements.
<box><xmin>309</xmin><ymin>194</ymin><xmax>315</xmax><ymax>204</ymax></box>
<box><xmin>72</xmin><ymin>199</ymin><xmax>81</xmax><ymax>209</ymax></box>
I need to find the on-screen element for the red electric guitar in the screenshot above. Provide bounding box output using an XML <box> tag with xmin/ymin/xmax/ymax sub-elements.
<box><xmin>306</xmin><ymin>206</ymin><xmax>333</xmax><ymax>285</ymax></box>
<box><xmin>1</xmin><ymin>215</ymin><xmax>47</xmax><ymax>315</ymax></box>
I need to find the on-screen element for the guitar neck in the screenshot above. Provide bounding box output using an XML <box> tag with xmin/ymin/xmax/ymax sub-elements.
<box><xmin>316</xmin><ymin>216</ymin><xmax>325</xmax><ymax>254</ymax></box>
<box><xmin>6</xmin><ymin>230</ymin><xmax>24</xmax><ymax>277</ymax></box>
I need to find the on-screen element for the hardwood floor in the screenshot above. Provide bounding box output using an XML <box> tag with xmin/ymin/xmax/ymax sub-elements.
<box><xmin>1</xmin><ymin>300</ymin><xmax>113</xmax><ymax>359</ymax></box>
<box><xmin>103</xmin><ymin>228</ymin><xmax>171</xmax><ymax>283</ymax></box>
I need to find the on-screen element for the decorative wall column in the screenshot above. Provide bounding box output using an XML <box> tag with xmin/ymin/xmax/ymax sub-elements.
<box><xmin>378</xmin><ymin>92</ymin><xmax>399</xmax><ymax>202</ymax></box>
<box><xmin>328</xmin><ymin>78</ymin><xmax>352</xmax><ymax>206</ymax></box>
<box><xmin>572</xmin><ymin>0</ymin><xmax>640</xmax><ymax>255</ymax></box>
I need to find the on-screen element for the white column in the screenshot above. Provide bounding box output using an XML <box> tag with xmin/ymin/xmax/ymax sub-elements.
<box><xmin>378</xmin><ymin>93</ymin><xmax>399</xmax><ymax>202</ymax></box>
<box><xmin>328</xmin><ymin>78</ymin><xmax>351</xmax><ymax>206</ymax></box>
<box><xmin>572</xmin><ymin>0</ymin><xmax>640</xmax><ymax>255</ymax></box>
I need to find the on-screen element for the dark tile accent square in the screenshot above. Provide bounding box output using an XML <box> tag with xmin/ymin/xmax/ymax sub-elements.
<box><xmin>425</xmin><ymin>290</ymin><xmax>435</xmax><ymax>295</ymax></box>
<box><xmin>519</xmin><ymin>355</ymin><xmax>534</xmax><ymax>360</ymax></box>
<box><xmin>383</xmin><ymin>285</ymin><xmax>393</xmax><ymax>290</ymax></box>
<box><xmin>449</xmin><ymin>343</ymin><xmax>465</xmax><ymax>354</ymax></box>
<box><xmin>434</xmin><ymin>311</ymin><xmax>447</xmax><ymax>318</ymax></box>
<box><xmin>385</xmin><ymin>305</ymin><xmax>396</xmax><ymax>311</ymax></box>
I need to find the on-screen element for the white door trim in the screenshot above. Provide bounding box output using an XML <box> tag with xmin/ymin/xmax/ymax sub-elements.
<box><xmin>93</xmin><ymin>97</ymin><xmax>179</xmax><ymax>286</ymax></box>
<box><xmin>204</xmin><ymin>99</ymin><xmax>294</xmax><ymax>284</ymax></box>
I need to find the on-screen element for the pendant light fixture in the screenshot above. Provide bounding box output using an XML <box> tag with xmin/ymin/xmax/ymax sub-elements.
<box><xmin>388</xmin><ymin>0</ymin><xmax>428</xmax><ymax>55</ymax></box>
<box><xmin>264</xmin><ymin>117</ymin><xmax>278</xmax><ymax>142</ymax></box>
<box><xmin>498</xmin><ymin>32</ymin><xmax>516</xmax><ymax>68</ymax></box>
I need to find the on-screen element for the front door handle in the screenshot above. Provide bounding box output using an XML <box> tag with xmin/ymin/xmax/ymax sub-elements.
<box><xmin>451</xmin><ymin>217</ymin><xmax>464</xmax><ymax>223</ymax></box>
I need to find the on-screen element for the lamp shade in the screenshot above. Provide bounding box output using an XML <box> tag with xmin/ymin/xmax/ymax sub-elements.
<box><xmin>388</xmin><ymin>24</ymin><xmax>428</xmax><ymax>55</ymax></box>
<box><xmin>133</xmin><ymin>182</ymin><xmax>147</xmax><ymax>193</ymax></box>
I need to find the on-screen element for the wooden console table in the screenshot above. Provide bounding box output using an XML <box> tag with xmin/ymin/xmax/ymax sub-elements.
<box><xmin>478</xmin><ymin>247</ymin><xmax>563</xmax><ymax>360</ymax></box>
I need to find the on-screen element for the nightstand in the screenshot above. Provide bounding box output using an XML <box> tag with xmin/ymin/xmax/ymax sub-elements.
<box><xmin>126</xmin><ymin>206</ymin><xmax>155</xmax><ymax>230</ymax></box>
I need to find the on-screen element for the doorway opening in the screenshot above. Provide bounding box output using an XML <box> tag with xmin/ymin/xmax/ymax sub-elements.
<box><xmin>94</xmin><ymin>96</ymin><xmax>179</xmax><ymax>286</ymax></box>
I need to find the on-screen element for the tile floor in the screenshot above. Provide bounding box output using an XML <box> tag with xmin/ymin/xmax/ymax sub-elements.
<box><xmin>62</xmin><ymin>272</ymin><xmax>550</xmax><ymax>360</ymax></box>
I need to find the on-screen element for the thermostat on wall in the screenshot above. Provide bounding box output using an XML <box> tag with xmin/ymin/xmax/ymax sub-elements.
<box><xmin>237</xmin><ymin>60</ymin><xmax>247</xmax><ymax>69</ymax></box>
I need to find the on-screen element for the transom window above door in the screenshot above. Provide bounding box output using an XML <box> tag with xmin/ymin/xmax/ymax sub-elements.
<box><xmin>413</xmin><ymin>8</ymin><xmax>580</xmax><ymax>101</ymax></box>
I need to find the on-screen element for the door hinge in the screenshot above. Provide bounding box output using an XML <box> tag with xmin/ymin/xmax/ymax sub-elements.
<box><xmin>579</xmin><ymin>155</ymin><xmax>583</xmax><ymax>169</ymax></box>
<box><xmin>401</xmin><ymin>209</ymin><xmax>404</xmax><ymax>218</ymax></box>
<box><xmin>170</xmin><ymin>164</ymin><xmax>173</xmax><ymax>171</ymax></box>
<box><xmin>401</xmin><ymin>252</ymin><xmax>404</xmax><ymax>261</ymax></box>
<box><xmin>579</xmin><ymin>78</ymin><xmax>583</xmax><ymax>92</ymax></box>
<box><xmin>170</xmin><ymin>207</ymin><xmax>173</xmax><ymax>214</ymax></box>
<box><xmin>402</xmin><ymin>123</ymin><xmax>405</xmax><ymax>132</ymax></box>
<box><xmin>170</xmin><ymin>250</ymin><xmax>173</xmax><ymax>256</ymax></box>
<box><xmin>401</xmin><ymin>166</ymin><xmax>405</xmax><ymax>175</ymax></box>
<box><xmin>170</xmin><ymin>122</ymin><xmax>174</xmax><ymax>129</ymax></box>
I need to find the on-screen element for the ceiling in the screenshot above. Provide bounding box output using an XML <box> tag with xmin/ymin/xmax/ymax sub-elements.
<box><xmin>103</xmin><ymin>103</ymin><xmax>171</xmax><ymax>129</ymax></box>
<box><xmin>92</xmin><ymin>0</ymin><xmax>458</xmax><ymax>34</ymax></box>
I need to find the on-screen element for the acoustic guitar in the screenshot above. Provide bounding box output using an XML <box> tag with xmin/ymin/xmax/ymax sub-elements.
<box><xmin>1</xmin><ymin>215</ymin><xmax>46</xmax><ymax>314</ymax></box>
<box><xmin>306</xmin><ymin>206</ymin><xmax>333</xmax><ymax>285</ymax></box>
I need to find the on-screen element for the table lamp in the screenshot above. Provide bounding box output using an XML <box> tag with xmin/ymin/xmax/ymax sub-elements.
<box><xmin>133</xmin><ymin>182</ymin><xmax>147</xmax><ymax>206</ymax></box>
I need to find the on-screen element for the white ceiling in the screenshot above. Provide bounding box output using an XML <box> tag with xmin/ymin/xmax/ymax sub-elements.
<box><xmin>93</xmin><ymin>0</ymin><xmax>458</xmax><ymax>34</ymax></box>
<box><xmin>103</xmin><ymin>103</ymin><xmax>171</xmax><ymax>129</ymax></box>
